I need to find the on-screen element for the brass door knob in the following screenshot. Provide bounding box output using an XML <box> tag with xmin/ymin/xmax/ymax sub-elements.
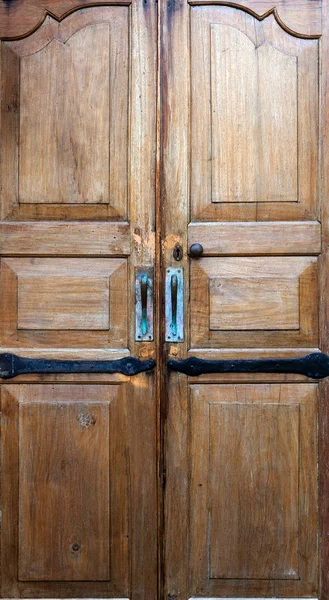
<box><xmin>189</xmin><ymin>243</ymin><xmax>204</xmax><ymax>258</ymax></box>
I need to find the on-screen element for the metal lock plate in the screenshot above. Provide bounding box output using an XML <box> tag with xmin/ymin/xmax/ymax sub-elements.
<box><xmin>165</xmin><ymin>267</ymin><xmax>184</xmax><ymax>342</ymax></box>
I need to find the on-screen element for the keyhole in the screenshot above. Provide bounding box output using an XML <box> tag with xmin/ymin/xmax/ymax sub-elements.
<box><xmin>173</xmin><ymin>244</ymin><xmax>183</xmax><ymax>261</ymax></box>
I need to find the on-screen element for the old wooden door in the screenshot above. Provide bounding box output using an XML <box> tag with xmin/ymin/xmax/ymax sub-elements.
<box><xmin>162</xmin><ymin>0</ymin><xmax>329</xmax><ymax>599</ymax></box>
<box><xmin>0</xmin><ymin>2</ymin><xmax>157</xmax><ymax>599</ymax></box>
<box><xmin>0</xmin><ymin>0</ymin><xmax>329</xmax><ymax>599</ymax></box>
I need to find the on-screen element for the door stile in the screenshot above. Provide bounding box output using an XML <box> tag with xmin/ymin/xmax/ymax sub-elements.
<box><xmin>128</xmin><ymin>3</ymin><xmax>158</xmax><ymax>598</ymax></box>
<box><xmin>320</xmin><ymin>1</ymin><xmax>329</xmax><ymax>597</ymax></box>
<box><xmin>160</xmin><ymin>0</ymin><xmax>190</xmax><ymax>598</ymax></box>
<box><xmin>155</xmin><ymin>1</ymin><xmax>164</xmax><ymax>598</ymax></box>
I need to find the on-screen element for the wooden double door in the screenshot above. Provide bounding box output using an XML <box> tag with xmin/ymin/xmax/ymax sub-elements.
<box><xmin>0</xmin><ymin>0</ymin><xmax>328</xmax><ymax>598</ymax></box>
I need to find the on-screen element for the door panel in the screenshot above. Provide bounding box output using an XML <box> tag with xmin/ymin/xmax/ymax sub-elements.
<box><xmin>189</xmin><ymin>384</ymin><xmax>318</xmax><ymax>597</ymax></box>
<box><xmin>1</xmin><ymin>6</ymin><xmax>129</xmax><ymax>221</ymax></box>
<box><xmin>188</xmin><ymin>222</ymin><xmax>322</xmax><ymax>256</ymax></box>
<box><xmin>190</xmin><ymin>5</ymin><xmax>319</xmax><ymax>222</ymax></box>
<box><xmin>1</xmin><ymin>258</ymin><xmax>128</xmax><ymax>348</ymax></box>
<box><xmin>190</xmin><ymin>256</ymin><xmax>318</xmax><ymax>348</ymax></box>
<box><xmin>1</xmin><ymin>384</ymin><xmax>130</xmax><ymax>595</ymax></box>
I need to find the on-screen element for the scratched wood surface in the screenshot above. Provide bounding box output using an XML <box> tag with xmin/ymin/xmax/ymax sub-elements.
<box><xmin>189</xmin><ymin>384</ymin><xmax>318</xmax><ymax>596</ymax></box>
<box><xmin>0</xmin><ymin>0</ymin><xmax>322</xmax><ymax>38</ymax></box>
<box><xmin>162</xmin><ymin>0</ymin><xmax>324</xmax><ymax>599</ymax></box>
<box><xmin>190</xmin><ymin>5</ymin><xmax>319</xmax><ymax>221</ymax></box>
<box><xmin>0</xmin><ymin>0</ymin><xmax>328</xmax><ymax>598</ymax></box>
<box><xmin>0</xmin><ymin>0</ymin><xmax>158</xmax><ymax>598</ymax></box>
<box><xmin>1</xmin><ymin>7</ymin><xmax>129</xmax><ymax>220</ymax></box>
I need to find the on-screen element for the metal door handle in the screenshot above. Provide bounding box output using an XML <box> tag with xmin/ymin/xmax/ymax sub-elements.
<box><xmin>0</xmin><ymin>353</ymin><xmax>156</xmax><ymax>379</ymax></box>
<box><xmin>171</xmin><ymin>274</ymin><xmax>178</xmax><ymax>337</ymax></box>
<box><xmin>165</xmin><ymin>268</ymin><xmax>184</xmax><ymax>342</ymax></box>
<box><xmin>135</xmin><ymin>268</ymin><xmax>154</xmax><ymax>341</ymax></box>
<box><xmin>141</xmin><ymin>273</ymin><xmax>148</xmax><ymax>336</ymax></box>
<box><xmin>167</xmin><ymin>352</ymin><xmax>329</xmax><ymax>379</ymax></box>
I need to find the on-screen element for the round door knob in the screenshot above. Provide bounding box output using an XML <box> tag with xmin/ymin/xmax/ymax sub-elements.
<box><xmin>189</xmin><ymin>243</ymin><xmax>204</xmax><ymax>258</ymax></box>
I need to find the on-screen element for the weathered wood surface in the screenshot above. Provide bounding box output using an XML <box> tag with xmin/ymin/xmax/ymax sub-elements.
<box><xmin>0</xmin><ymin>1</ymin><xmax>158</xmax><ymax>598</ymax></box>
<box><xmin>0</xmin><ymin>0</ymin><xmax>322</xmax><ymax>38</ymax></box>
<box><xmin>0</xmin><ymin>0</ymin><xmax>328</xmax><ymax>597</ymax></box>
<box><xmin>163</xmin><ymin>0</ymin><xmax>324</xmax><ymax>598</ymax></box>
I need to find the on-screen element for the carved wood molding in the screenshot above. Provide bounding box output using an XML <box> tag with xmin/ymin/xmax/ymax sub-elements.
<box><xmin>0</xmin><ymin>1</ymin><xmax>131</xmax><ymax>40</ymax></box>
<box><xmin>0</xmin><ymin>0</ymin><xmax>322</xmax><ymax>39</ymax></box>
<box><xmin>188</xmin><ymin>2</ymin><xmax>321</xmax><ymax>39</ymax></box>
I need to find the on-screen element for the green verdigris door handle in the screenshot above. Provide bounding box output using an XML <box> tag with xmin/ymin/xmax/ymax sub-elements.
<box><xmin>135</xmin><ymin>268</ymin><xmax>154</xmax><ymax>341</ymax></box>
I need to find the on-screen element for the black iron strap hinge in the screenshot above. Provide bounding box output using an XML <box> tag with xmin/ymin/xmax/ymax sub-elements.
<box><xmin>3</xmin><ymin>352</ymin><xmax>329</xmax><ymax>380</ymax></box>
<box><xmin>0</xmin><ymin>353</ymin><xmax>156</xmax><ymax>380</ymax></box>
<box><xmin>167</xmin><ymin>352</ymin><xmax>329</xmax><ymax>379</ymax></box>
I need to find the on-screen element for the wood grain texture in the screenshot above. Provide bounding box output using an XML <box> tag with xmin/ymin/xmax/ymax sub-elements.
<box><xmin>19</xmin><ymin>24</ymin><xmax>111</xmax><ymax>206</ymax></box>
<box><xmin>188</xmin><ymin>221</ymin><xmax>321</xmax><ymax>255</ymax></box>
<box><xmin>17</xmin><ymin>276</ymin><xmax>110</xmax><ymax>330</ymax></box>
<box><xmin>0</xmin><ymin>3</ymin><xmax>158</xmax><ymax>599</ymax></box>
<box><xmin>1</xmin><ymin>383</ymin><xmax>131</xmax><ymax>596</ymax></box>
<box><xmin>1</xmin><ymin>258</ymin><xmax>128</xmax><ymax>348</ymax></box>
<box><xmin>163</xmin><ymin>1</ymin><xmax>323</xmax><ymax>598</ymax></box>
<box><xmin>190</xmin><ymin>256</ymin><xmax>318</xmax><ymax>349</ymax></box>
<box><xmin>0</xmin><ymin>0</ymin><xmax>326</xmax><ymax>597</ymax></box>
<box><xmin>209</xmin><ymin>275</ymin><xmax>300</xmax><ymax>330</ymax></box>
<box><xmin>0</xmin><ymin>222</ymin><xmax>131</xmax><ymax>256</ymax></box>
<box><xmin>0</xmin><ymin>0</ymin><xmax>322</xmax><ymax>39</ymax></box>
<box><xmin>190</xmin><ymin>5</ymin><xmax>319</xmax><ymax>221</ymax></box>
<box><xmin>1</xmin><ymin>7</ymin><xmax>129</xmax><ymax>220</ymax></box>
<box><xmin>319</xmin><ymin>2</ymin><xmax>329</xmax><ymax>598</ymax></box>
<box><xmin>210</xmin><ymin>402</ymin><xmax>299</xmax><ymax>579</ymax></box>
<box><xmin>18</xmin><ymin>398</ymin><xmax>111</xmax><ymax>581</ymax></box>
<box><xmin>161</xmin><ymin>0</ymin><xmax>190</xmax><ymax>598</ymax></box>
<box><xmin>211</xmin><ymin>24</ymin><xmax>297</xmax><ymax>204</ymax></box>
<box><xmin>189</xmin><ymin>384</ymin><xmax>318</xmax><ymax>597</ymax></box>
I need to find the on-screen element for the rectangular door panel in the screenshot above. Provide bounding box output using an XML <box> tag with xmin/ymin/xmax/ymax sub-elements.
<box><xmin>189</xmin><ymin>383</ymin><xmax>318</xmax><ymax>597</ymax></box>
<box><xmin>188</xmin><ymin>222</ymin><xmax>322</xmax><ymax>256</ymax></box>
<box><xmin>1</xmin><ymin>258</ymin><xmax>128</xmax><ymax>349</ymax></box>
<box><xmin>190</xmin><ymin>256</ymin><xmax>318</xmax><ymax>349</ymax></box>
<box><xmin>1</xmin><ymin>384</ymin><xmax>131</xmax><ymax>596</ymax></box>
<box><xmin>1</xmin><ymin>378</ymin><xmax>158</xmax><ymax>599</ymax></box>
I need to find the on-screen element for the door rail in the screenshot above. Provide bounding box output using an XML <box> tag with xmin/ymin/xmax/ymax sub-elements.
<box><xmin>0</xmin><ymin>353</ymin><xmax>156</xmax><ymax>379</ymax></box>
<box><xmin>168</xmin><ymin>352</ymin><xmax>329</xmax><ymax>379</ymax></box>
